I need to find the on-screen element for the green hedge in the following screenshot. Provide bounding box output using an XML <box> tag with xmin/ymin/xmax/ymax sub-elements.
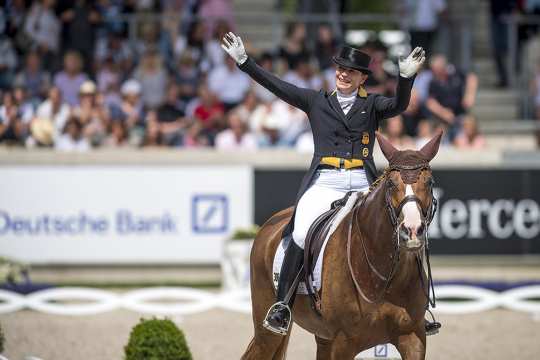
<box><xmin>125</xmin><ymin>318</ymin><xmax>192</xmax><ymax>360</ymax></box>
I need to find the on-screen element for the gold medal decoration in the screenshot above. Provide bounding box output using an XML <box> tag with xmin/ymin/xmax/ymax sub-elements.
<box><xmin>362</xmin><ymin>132</ymin><xmax>369</xmax><ymax>145</ymax></box>
<box><xmin>362</xmin><ymin>148</ymin><xmax>369</xmax><ymax>158</ymax></box>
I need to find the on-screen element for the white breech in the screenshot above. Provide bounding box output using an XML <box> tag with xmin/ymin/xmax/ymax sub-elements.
<box><xmin>292</xmin><ymin>168</ymin><xmax>370</xmax><ymax>248</ymax></box>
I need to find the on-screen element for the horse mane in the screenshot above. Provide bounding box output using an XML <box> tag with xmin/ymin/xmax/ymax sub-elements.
<box><xmin>367</xmin><ymin>168</ymin><xmax>390</xmax><ymax>194</ymax></box>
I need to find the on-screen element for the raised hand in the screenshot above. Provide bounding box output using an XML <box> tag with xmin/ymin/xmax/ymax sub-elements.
<box><xmin>399</xmin><ymin>47</ymin><xmax>426</xmax><ymax>78</ymax></box>
<box><xmin>221</xmin><ymin>32</ymin><xmax>248</xmax><ymax>65</ymax></box>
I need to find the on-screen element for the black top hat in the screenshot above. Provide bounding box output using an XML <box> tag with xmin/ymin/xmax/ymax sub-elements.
<box><xmin>333</xmin><ymin>46</ymin><xmax>372</xmax><ymax>74</ymax></box>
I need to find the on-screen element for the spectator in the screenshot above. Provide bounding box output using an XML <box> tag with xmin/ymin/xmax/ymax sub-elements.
<box><xmin>12</xmin><ymin>87</ymin><xmax>35</xmax><ymax>126</ymax></box>
<box><xmin>156</xmin><ymin>84</ymin><xmax>189</xmax><ymax>146</ymax></box>
<box><xmin>251</xmin><ymin>53</ymin><xmax>277</xmax><ymax>103</ymax></box>
<box><xmin>116</xmin><ymin>79</ymin><xmax>145</xmax><ymax>144</ymax></box>
<box><xmin>233</xmin><ymin>91</ymin><xmax>260</xmax><ymax>124</ymax></box>
<box><xmin>143</xmin><ymin>110</ymin><xmax>160</xmax><ymax>147</ymax></box>
<box><xmin>454</xmin><ymin>115</ymin><xmax>486</xmax><ymax>149</ymax></box>
<box><xmin>282</xmin><ymin>56</ymin><xmax>323</xmax><ymax>91</ymax></box>
<box><xmin>399</xmin><ymin>0</ymin><xmax>447</xmax><ymax>54</ymax></box>
<box><xmin>174</xmin><ymin>51</ymin><xmax>200</xmax><ymax>103</ymax></box>
<box><xmin>55</xmin><ymin>115</ymin><xmax>90</xmax><ymax>152</ymax></box>
<box><xmin>314</xmin><ymin>24</ymin><xmax>339</xmax><ymax>71</ymax></box>
<box><xmin>4</xmin><ymin>0</ymin><xmax>28</xmax><ymax>41</ymax></box>
<box><xmin>0</xmin><ymin>92</ymin><xmax>26</xmax><ymax>145</ymax></box>
<box><xmin>0</xmin><ymin>35</ymin><xmax>18</xmax><ymax>90</ymax></box>
<box><xmin>271</xmin><ymin>100</ymin><xmax>309</xmax><ymax>147</ymax></box>
<box><xmin>133</xmin><ymin>50</ymin><xmax>168</xmax><ymax>109</ymax></box>
<box><xmin>23</xmin><ymin>0</ymin><xmax>60</xmax><ymax>70</ymax></box>
<box><xmin>72</xmin><ymin>81</ymin><xmax>110</xmax><ymax>146</ymax></box>
<box><xmin>33</xmin><ymin>86</ymin><xmax>71</xmax><ymax>139</ymax></box>
<box><xmin>193</xmin><ymin>84</ymin><xmax>225</xmax><ymax>143</ymax></box>
<box><xmin>401</xmin><ymin>89</ymin><xmax>430</xmax><ymax>137</ymax></box>
<box><xmin>206</xmin><ymin>19</ymin><xmax>231</xmax><ymax>68</ymax></box>
<box><xmin>249</xmin><ymin>102</ymin><xmax>284</xmax><ymax>146</ymax></box>
<box><xmin>94</xmin><ymin>31</ymin><xmax>134</xmax><ymax>75</ymax></box>
<box><xmin>53</xmin><ymin>51</ymin><xmax>89</xmax><ymax>106</ymax></box>
<box><xmin>488</xmin><ymin>0</ymin><xmax>518</xmax><ymax>87</ymax></box>
<box><xmin>14</xmin><ymin>52</ymin><xmax>51</xmax><ymax>104</ymax></box>
<box><xmin>208</xmin><ymin>55</ymin><xmax>250</xmax><ymax>110</ymax></box>
<box><xmin>103</xmin><ymin>119</ymin><xmax>129</xmax><ymax>147</ymax></box>
<box><xmin>425</xmin><ymin>54</ymin><xmax>478</xmax><ymax>139</ymax></box>
<box><xmin>183</xmin><ymin>121</ymin><xmax>210</xmax><ymax>148</ymax></box>
<box><xmin>133</xmin><ymin>22</ymin><xmax>173</xmax><ymax>68</ymax></box>
<box><xmin>364</xmin><ymin>49</ymin><xmax>396</xmax><ymax>96</ymax></box>
<box><xmin>96</xmin><ymin>57</ymin><xmax>122</xmax><ymax>109</ymax></box>
<box><xmin>58</xmin><ymin>0</ymin><xmax>101</xmax><ymax>74</ymax></box>
<box><xmin>415</xmin><ymin>119</ymin><xmax>435</xmax><ymax>149</ymax></box>
<box><xmin>215</xmin><ymin>112</ymin><xmax>258</xmax><ymax>150</ymax></box>
<box><xmin>277</xmin><ymin>22</ymin><xmax>311</xmax><ymax>71</ymax></box>
<box><xmin>174</xmin><ymin>20</ymin><xmax>210</xmax><ymax>72</ymax></box>
<box><xmin>199</xmin><ymin>0</ymin><xmax>235</xmax><ymax>37</ymax></box>
<box><xmin>384</xmin><ymin>115</ymin><xmax>415</xmax><ymax>150</ymax></box>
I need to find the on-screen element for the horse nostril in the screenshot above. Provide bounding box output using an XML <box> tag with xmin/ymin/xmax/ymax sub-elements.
<box><xmin>399</xmin><ymin>224</ymin><xmax>410</xmax><ymax>239</ymax></box>
<box><xmin>417</xmin><ymin>224</ymin><xmax>425</xmax><ymax>237</ymax></box>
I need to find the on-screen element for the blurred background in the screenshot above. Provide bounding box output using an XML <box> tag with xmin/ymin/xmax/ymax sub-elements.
<box><xmin>0</xmin><ymin>0</ymin><xmax>539</xmax><ymax>359</ymax></box>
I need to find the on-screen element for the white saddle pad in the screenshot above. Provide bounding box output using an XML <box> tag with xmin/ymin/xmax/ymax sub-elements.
<box><xmin>272</xmin><ymin>192</ymin><xmax>359</xmax><ymax>294</ymax></box>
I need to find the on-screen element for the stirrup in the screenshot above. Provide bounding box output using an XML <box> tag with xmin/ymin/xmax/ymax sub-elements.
<box><xmin>425</xmin><ymin>320</ymin><xmax>442</xmax><ymax>336</ymax></box>
<box><xmin>262</xmin><ymin>302</ymin><xmax>292</xmax><ymax>336</ymax></box>
<box><xmin>425</xmin><ymin>308</ymin><xmax>441</xmax><ymax>336</ymax></box>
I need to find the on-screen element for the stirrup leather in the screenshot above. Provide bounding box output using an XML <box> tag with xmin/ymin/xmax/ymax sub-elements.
<box><xmin>262</xmin><ymin>301</ymin><xmax>292</xmax><ymax>336</ymax></box>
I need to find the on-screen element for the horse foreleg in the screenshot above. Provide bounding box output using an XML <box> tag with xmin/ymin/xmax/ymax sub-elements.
<box><xmin>242</xmin><ymin>332</ymin><xmax>289</xmax><ymax>360</ymax></box>
<box><xmin>326</xmin><ymin>332</ymin><xmax>362</xmax><ymax>360</ymax></box>
<box><xmin>315</xmin><ymin>335</ymin><xmax>333</xmax><ymax>360</ymax></box>
<box><xmin>394</xmin><ymin>330</ymin><xmax>426</xmax><ymax>360</ymax></box>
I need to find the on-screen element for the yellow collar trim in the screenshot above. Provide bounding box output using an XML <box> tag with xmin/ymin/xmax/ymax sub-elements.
<box><xmin>358</xmin><ymin>86</ymin><xmax>367</xmax><ymax>98</ymax></box>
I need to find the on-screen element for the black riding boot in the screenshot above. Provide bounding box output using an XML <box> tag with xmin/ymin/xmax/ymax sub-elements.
<box><xmin>263</xmin><ymin>238</ymin><xmax>304</xmax><ymax>335</ymax></box>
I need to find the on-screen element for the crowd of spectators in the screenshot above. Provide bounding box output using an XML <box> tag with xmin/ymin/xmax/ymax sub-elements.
<box><xmin>0</xmin><ymin>1</ymin><xmax>482</xmax><ymax>152</ymax></box>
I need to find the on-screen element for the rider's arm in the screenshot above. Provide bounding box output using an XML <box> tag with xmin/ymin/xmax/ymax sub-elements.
<box><xmin>373</xmin><ymin>76</ymin><xmax>415</xmax><ymax>119</ymax></box>
<box><xmin>238</xmin><ymin>57</ymin><xmax>316</xmax><ymax>113</ymax></box>
<box><xmin>373</xmin><ymin>46</ymin><xmax>425</xmax><ymax>120</ymax></box>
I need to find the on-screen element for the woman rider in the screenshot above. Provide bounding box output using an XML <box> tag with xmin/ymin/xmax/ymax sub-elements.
<box><xmin>221</xmin><ymin>32</ymin><xmax>438</xmax><ymax>336</ymax></box>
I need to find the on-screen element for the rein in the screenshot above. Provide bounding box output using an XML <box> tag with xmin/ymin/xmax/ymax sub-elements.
<box><xmin>346</xmin><ymin>164</ymin><xmax>438</xmax><ymax>307</ymax></box>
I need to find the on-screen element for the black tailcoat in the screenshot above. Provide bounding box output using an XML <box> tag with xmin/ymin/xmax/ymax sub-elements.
<box><xmin>238</xmin><ymin>57</ymin><xmax>415</xmax><ymax>236</ymax></box>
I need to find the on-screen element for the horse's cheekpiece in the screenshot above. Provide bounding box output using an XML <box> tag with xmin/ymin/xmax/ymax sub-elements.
<box><xmin>263</xmin><ymin>301</ymin><xmax>291</xmax><ymax>335</ymax></box>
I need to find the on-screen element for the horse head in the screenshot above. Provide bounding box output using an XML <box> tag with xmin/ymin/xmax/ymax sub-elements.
<box><xmin>375</xmin><ymin>130</ymin><xmax>442</xmax><ymax>251</ymax></box>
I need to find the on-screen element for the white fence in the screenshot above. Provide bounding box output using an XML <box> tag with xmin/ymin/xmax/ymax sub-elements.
<box><xmin>1</xmin><ymin>285</ymin><xmax>539</xmax><ymax>316</ymax></box>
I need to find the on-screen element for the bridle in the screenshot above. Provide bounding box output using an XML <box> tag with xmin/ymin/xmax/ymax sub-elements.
<box><xmin>347</xmin><ymin>163</ymin><xmax>438</xmax><ymax>306</ymax></box>
<box><xmin>384</xmin><ymin>163</ymin><xmax>438</xmax><ymax>248</ymax></box>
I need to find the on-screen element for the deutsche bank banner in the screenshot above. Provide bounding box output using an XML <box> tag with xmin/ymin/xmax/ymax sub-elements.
<box><xmin>254</xmin><ymin>169</ymin><xmax>540</xmax><ymax>254</ymax></box>
<box><xmin>0</xmin><ymin>166</ymin><xmax>252</xmax><ymax>264</ymax></box>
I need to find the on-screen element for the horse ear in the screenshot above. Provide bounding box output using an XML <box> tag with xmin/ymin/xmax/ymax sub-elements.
<box><xmin>375</xmin><ymin>131</ymin><xmax>398</xmax><ymax>161</ymax></box>
<box><xmin>419</xmin><ymin>130</ymin><xmax>443</xmax><ymax>161</ymax></box>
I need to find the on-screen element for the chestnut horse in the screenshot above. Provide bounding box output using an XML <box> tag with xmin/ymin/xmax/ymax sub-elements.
<box><xmin>242</xmin><ymin>131</ymin><xmax>442</xmax><ymax>360</ymax></box>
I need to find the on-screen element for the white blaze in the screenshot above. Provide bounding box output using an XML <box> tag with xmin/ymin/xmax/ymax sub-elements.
<box><xmin>402</xmin><ymin>184</ymin><xmax>422</xmax><ymax>237</ymax></box>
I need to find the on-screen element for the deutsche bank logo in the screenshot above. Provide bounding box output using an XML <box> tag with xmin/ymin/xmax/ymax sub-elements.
<box><xmin>374</xmin><ymin>344</ymin><xmax>388</xmax><ymax>357</ymax></box>
<box><xmin>191</xmin><ymin>194</ymin><xmax>228</xmax><ymax>233</ymax></box>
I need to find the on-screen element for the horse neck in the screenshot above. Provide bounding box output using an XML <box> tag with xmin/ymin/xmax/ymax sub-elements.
<box><xmin>355</xmin><ymin>181</ymin><xmax>417</xmax><ymax>279</ymax></box>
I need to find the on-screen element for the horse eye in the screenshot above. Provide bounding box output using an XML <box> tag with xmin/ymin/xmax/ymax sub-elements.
<box><xmin>426</xmin><ymin>177</ymin><xmax>435</xmax><ymax>187</ymax></box>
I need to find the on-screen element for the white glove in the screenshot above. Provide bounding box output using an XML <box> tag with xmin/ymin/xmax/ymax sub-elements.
<box><xmin>221</xmin><ymin>32</ymin><xmax>248</xmax><ymax>65</ymax></box>
<box><xmin>399</xmin><ymin>47</ymin><xmax>426</xmax><ymax>78</ymax></box>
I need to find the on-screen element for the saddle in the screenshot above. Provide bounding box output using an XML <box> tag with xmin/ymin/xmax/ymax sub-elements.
<box><xmin>302</xmin><ymin>190</ymin><xmax>358</xmax><ymax>315</ymax></box>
